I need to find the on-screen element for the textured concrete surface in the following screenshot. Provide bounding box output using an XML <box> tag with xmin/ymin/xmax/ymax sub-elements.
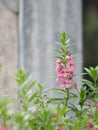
<box><xmin>0</xmin><ymin>0</ymin><xmax>18</xmax><ymax>99</ymax></box>
<box><xmin>2</xmin><ymin>0</ymin><xmax>19</xmax><ymax>13</ymax></box>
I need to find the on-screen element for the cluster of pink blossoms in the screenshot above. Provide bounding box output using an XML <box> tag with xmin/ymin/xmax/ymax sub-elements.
<box><xmin>56</xmin><ymin>55</ymin><xmax>76</xmax><ymax>89</ymax></box>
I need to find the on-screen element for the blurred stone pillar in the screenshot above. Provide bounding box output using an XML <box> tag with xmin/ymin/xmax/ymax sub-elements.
<box><xmin>0</xmin><ymin>0</ymin><xmax>18</xmax><ymax>99</ymax></box>
<box><xmin>19</xmin><ymin>0</ymin><xmax>82</xmax><ymax>90</ymax></box>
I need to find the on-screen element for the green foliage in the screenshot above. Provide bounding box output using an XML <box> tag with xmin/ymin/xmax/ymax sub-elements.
<box><xmin>79</xmin><ymin>87</ymin><xmax>87</xmax><ymax>109</ymax></box>
<box><xmin>84</xmin><ymin>66</ymin><xmax>98</xmax><ymax>83</ymax></box>
<box><xmin>0</xmin><ymin>98</ymin><xmax>13</xmax><ymax>126</ymax></box>
<box><xmin>1</xmin><ymin>32</ymin><xmax>98</xmax><ymax>129</ymax></box>
<box><xmin>15</xmin><ymin>68</ymin><xmax>26</xmax><ymax>85</ymax></box>
<box><xmin>83</xmin><ymin>66</ymin><xmax>98</xmax><ymax>103</ymax></box>
<box><xmin>13</xmin><ymin>69</ymin><xmax>62</xmax><ymax>130</ymax></box>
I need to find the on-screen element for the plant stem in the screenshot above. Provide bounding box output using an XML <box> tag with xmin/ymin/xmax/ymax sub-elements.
<box><xmin>65</xmin><ymin>88</ymin><xmax>69</xmax><ymax>107</ymax></box>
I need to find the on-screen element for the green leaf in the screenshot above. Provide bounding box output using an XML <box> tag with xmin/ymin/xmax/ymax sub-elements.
<box><xmin>84</xmin><ymin>67</ymin><xmax>98</xmax><ymax>83</ymax></box>
<box><xmin>28</xmin><ymin>92</ymin><xmax>38</xmax><ymax>102</ymax></box>
<box><xmin>82</xmin><ymin>79</ymin><xmax>95</xmax><ymax>90</ymax></box>
<box><xmin>50</xmin><ymin>88</ymin><xmax>66</xmax><ymax>94</ymax></box>
<box><xmin>28</xmin><ymin>80</ymin><xmax>36</xmax><ymax>91</ymax></box>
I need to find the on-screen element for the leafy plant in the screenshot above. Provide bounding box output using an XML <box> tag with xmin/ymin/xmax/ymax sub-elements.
<box><xmin>0</xmin><ymin>32</ymin><xmax>98</xmax><ymax>130</ymax></box>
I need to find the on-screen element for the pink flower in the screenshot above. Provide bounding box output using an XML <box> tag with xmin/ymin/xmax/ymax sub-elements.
<box><xmin>66</xmin><ymin>55</ymin><xmax>75</xmax><ymax>71</ymax></box>
<box><xmin>0</xmin><ymin>127</ymin><xmax>12</xmax><ymax>130</ymax></box>
<box><xmin>56</xmin><ymin>65</ymin><xmax>62</xmax><ymax>74</ymax></box>
<box><xmin>56</xmin><ymin>60</ymin><xmax>61</xmax><ymax>65</ymax></box>
<box><xmin>96</xmin><ymin>103</ymin><xmax>98</xmax><ymax>109</ymax></box>
<box><xmin>60</xmin><ymin>82</ymin><xmax>70</xmax><ymax>89</ymax></box>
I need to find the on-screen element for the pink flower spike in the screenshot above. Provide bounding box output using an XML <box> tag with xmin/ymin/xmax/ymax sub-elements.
<box><xmin>55</xmin><ymin>56</ymin><xmax>75</xmax><ymax>89</ymax></box>
<box><xmin>96</xmin><ymin>103</ymin><xmax>98</xmax><ymax>109</ymax></box>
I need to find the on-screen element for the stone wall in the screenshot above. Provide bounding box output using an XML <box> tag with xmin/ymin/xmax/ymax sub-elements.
<box><xmin>0</xmin><ymin>0</ymin><xmax>18</xmax><ymax>99</ymax></box>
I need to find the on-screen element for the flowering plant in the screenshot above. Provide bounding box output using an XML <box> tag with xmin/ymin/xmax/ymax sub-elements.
<box><xmin>0</xmin><ymin>32</ymin><xmax>98</xmax><ymax>130</ymax></box>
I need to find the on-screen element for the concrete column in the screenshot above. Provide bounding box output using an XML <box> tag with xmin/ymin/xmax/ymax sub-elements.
<box><xmin>0</xmin><ymin>0</ymin><xmax>18</xmax><ymax>98</ymax></box>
